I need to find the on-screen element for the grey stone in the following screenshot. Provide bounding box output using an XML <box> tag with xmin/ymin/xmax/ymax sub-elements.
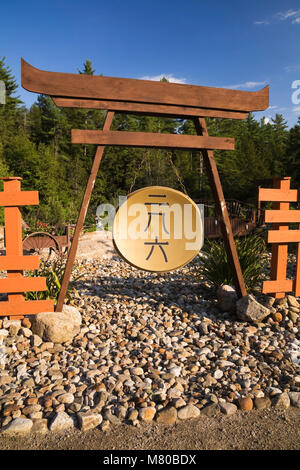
<box><xmin>220</xmin><ymin>402</ymin><xmax>237</xmax><ymax>415</ymax></box>
<box><xmin>31</xmin><ymin>419</ymin><xmax>49</xmax><ymax>433</ymax></box>
<box><xmin>156</xmin><ymin>406</ymin><xmax>177</xmax><ymax>425</ymax></box>
<box><xmin>288</xmin><ymin>392</ymin><xmax>300</xmax><ymax>408</ymax></box>
<box><xmin>77</xmin><ymin>411</ymin><xmax>103</xmax><ymax>431</ymax></box>
<box><xmin>57</xmin><ymin>393</ymin><xmax>75</xmax><ymax>404</ymax></box>
<box><xmin>177</xmin><ymin>404</ymin><xmax>200</xmax><ymax>420</ymax></box>
<box><xmin>31</xmin><ymin>335</ymin><xmax>43</xmax><ymax>347</ymax></box>
<box><xmin>286</xmin><ymin>295</ymin><xmax>300</xmax><ymax>308</ymax></box>
<box><xmin>31</xmin><ymin>306</ymin><xmax>81</xmax><ymax>343</ymax></box>
<box><xmin>217</xmin><ymin>285</ymin><xmax>237</xmax><ymax>312</ymax></box>
<box><xmin>49</xmin><ymin>412</ymin><xmax>74</xmax><ymax>432</ymax></box>
<box><xmin>236</xmin><ymin>294</ymin><xmax>270</xmax><ymax>323</ymax></box>
<box><xmin>272</xmin><ymin>392</ymin><xmax>290</xmax><ymax>409</ymax></box>
<box><xmin>2</xmin><ymin>418</ymin><xmax>33</xmax><ymax>434</ymax></box>
<box><xmin>254</xmin><ymin>397</ymin><xmax>271</xmax><ymax>410</ymax></box>
<box><xmin>138</xmin><ymin>407</ymin><xmax>156</xmax><ymax>422</ymax></box>
<box><xmin>200</xmin><ymin>403</ymin><xmax>220</xmax><ymax>417</ymax></box>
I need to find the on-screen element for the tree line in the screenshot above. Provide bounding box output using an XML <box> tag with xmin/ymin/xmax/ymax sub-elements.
<box><xmin>0</xmin><ymin>56</ymin><xmax>299</xmax><ymax>228</ymax></box>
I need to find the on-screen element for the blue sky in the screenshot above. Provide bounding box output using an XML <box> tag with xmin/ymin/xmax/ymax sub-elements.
<box><xmin>1</xmin><ymin>0</ymin><xmax>300</xmax><ymax>127</ymax></box>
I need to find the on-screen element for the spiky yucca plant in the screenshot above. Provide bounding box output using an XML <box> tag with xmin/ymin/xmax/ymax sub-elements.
<box><xmin>198</xmin><ymin>232</ymin><xmax>267</xmax><ymax>291</ymax></box>
<box><xmin>25</xmin><ymin>256</ymin><xmax>83</xmax><ymax>302</ymax></box>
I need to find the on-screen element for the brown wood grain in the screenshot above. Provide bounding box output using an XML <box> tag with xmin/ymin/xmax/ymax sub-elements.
<box><xmin>0</xmin><ymin>277</ymin><xmax>46</xmax><ymax>293</ymax></box>
<box><xmin>71</xmin><ymin>130</ymin><xmax>235</xmax><ymax>151</ymax></box>
<box><xmin>0</xmin><ymin>191</ymin><xmax>39</xmax><ymax>206</ymax></box>
<box><xmin>0</xmin><ymin>299</ymin><xmax>54</xmax><ymax>316</ymax></box>
<box><xmin>258</xmin><ymin>188</ymin><xmax>299</xmax><ymax>202</ymax></box>
<box><xmin>21</xmin><ymin>59</ymin><xmax>269</xmax><ymax>112</ymax></box>
<box><xmin>194</xmin><ymin>117</ymin><xmax>247</xmax><ymax>298</ymax></box>
<box><xmin>262</xmin><ymin>279</ymin><xmax>293</xmax><ymax>294</ymax></box>
<box><xmin>56</xmin><ymin>111</ymin><xmax>115</xmax><ymax>311</ymax></box>
<box><xmin>268</xmin><ymin>230</ymin><xmax>300</xmax><ymax>243</ymax></box>
<box><xmin>265</xmin><ymin>210</ymin><xmax>300</xmax><ymax>223</ymax></box>
<box><xmin>0</xmin><ymin>255</ymin><xmax>40</xmax><ymax>270</ymax></box>
<box><xmin>53</xmin><ymin>97</ymin><xmax>248</xmax><ymax>120</ymax></box>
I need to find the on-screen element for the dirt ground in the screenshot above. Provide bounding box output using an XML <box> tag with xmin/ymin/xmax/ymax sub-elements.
<box><xmin>0</xmin><ymin>407</ymin><xmax>299</xmax><ymax>451</ymax></box>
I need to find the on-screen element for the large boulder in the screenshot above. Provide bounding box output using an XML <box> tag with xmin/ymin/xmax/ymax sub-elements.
<box><xmin>31</xmin><ymin>305</ymin><xmax>81</xmax><ymax>343</ymax></box>
<box><xmin>236</xmin><ymin>294</ymin><xmax>270</xmax><ymax>323</ymax></box>
<box><xmin>217</xmin><ymin>285</ymin><xmax>237</xmax><ymax>312</ymax></box>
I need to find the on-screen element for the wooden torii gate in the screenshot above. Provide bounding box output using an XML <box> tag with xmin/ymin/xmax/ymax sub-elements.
<box><xmin>21</xmin><ymin>59</ymin><xmax>269</xmax><ymax>311</ymax></box>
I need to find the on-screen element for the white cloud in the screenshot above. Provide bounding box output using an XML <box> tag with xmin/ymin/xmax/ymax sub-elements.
<box><xmin>264</xmin><ymin>117</ymin><xmax>271</xmax><ymax>124</ymax></box>
<box><xmin>255</xmin><ymin>9</ymin><xmax>300</xmax><ymax>25</ymax></box>
<box><xmin>268</xmin><ymin>105</ymin><xmax>278</xmax><ymax>110</ymax></box>
<box><xmin>140</xmin><ymin>74</ymin><xmax>187</xmax><ymax>84</ymax></box>
<box><xmin>224</xmin><ymin>80</ymin><xmax>268</xmax><ymax>90</ymax></box>
<box><xmin>293</xmin><ymin>106</ymin><xmax>300</xmax><ymax>113</ymax></box>
<box><xmin>277</xmin><ymin>9</ymin><xmax>300</xmax><ymax>21</ymax></box>
<box><xmin>254</xmin><ymin>20</ymin><xmax>269</xmax><ymax>25</ymax></box>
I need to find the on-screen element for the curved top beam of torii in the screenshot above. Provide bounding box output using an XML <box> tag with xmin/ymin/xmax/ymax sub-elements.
<box><xmin>21</xmin><ymin>59</ymin><xmax>269</xmax><ymax>113</ymax></box>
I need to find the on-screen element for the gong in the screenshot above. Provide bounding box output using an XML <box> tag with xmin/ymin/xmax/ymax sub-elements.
<box><xmin>113</xmin><ymin>186</ymin><xmax>203</xmax><ymax>272</ymax></box>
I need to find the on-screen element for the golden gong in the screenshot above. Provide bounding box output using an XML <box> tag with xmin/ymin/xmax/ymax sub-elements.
<box><xmin>113</xmin><ymin>186</ymin><xmax>203</xmax><ymax>272</ymax></box>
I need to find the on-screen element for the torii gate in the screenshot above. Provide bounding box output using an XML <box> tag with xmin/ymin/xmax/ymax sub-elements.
<box><xmin>21</xmin><ymin>59</ymin><xmax>269</xmax><ymax>311</ymax></box>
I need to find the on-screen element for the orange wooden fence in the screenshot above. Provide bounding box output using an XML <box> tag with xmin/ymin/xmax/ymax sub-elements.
<box><xmin>258</xmin><ymin>177</ymin><xmax>300</xmax><ymax>298</ymax></box>
<box><xmin>0</xmin><ymin>177</ymin><xmax>54</xmax><ymax>319</ymax></box>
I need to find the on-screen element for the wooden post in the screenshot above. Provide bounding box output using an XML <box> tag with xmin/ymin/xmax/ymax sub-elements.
<box><xmin>56</xmin><ymin>111</ymin><xmax>115</xmax><ymax>311</ymax></box>
<box><xmin>258</xmin><ymin>177</ymin><xmax>300</xmax><ymax>298</ymax></box>
<box><xmin>194</xmin><ymin>117</ymin><xmax>247</xmax><ymax>298</ymax></box>
<box><xmin>270</xmin><ymin>177</ymin><xmax>290</xmax><ymax>299</ymax></box>
<box><xmin>0</xmin><ymin>177</ymin><xmax>54</xmax><ymax>318</ymax></box>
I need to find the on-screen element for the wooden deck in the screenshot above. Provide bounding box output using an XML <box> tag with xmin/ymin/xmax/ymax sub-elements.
<box><xmin>195</xmin><ymin>199</ymin><xmax>260</xmax><ymax>239</ymax></box>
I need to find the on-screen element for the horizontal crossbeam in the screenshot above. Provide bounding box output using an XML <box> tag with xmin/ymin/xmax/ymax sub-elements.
<box><xmin>265</xmin><ymin>210</ymin><xmax>300</xmax><ymax>223</ymax></box>
<box><xmin>0</xmin><ymin>299</ymin><xmax>54</xmax><ymax>316</ymax></box>
<box><xmin>71</xmin><ymin>130</ymin><xmax>235</xmax><ymax>151</ymax></box>
<box><xmin>0</xmin><ymin>277</ymin><xmax>46</xmax><ymax>293</ymax></box>
<box><xmin>259</xmin><ymin>188</ymin><xmax>299</xmax><ymax>202</ymax></box>
<box><xmin>262</xmin><ymin>279</ymin><xmax>294</xmax><ymax>294</ymax></box>
<box><xmin>53</xmin><ymin>97</ymin><xmax>248</xmax><ymax>120</ymax></box>
<box><xmin>21</xmin><ymin>59</ymin><xmax>269</xmax><ymax>113</ymax></box>
<box><xmin>0</xmin><ymin>191</ymin><xmax>39</xmax><ymax>206</ymax></box>
<box><xmin>0</xmin><ymin>255</ymin><xmax>40</xmax><ymax>270</ymax></box>
<box><xmin>268</xmin><ymin>230</ymin><xmax>300</xmax><ymax>243</ymax></box>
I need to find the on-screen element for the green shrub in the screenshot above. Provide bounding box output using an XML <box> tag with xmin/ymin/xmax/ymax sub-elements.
<box><xmin>197</xmin><ymin>232</ymin><xmax>267</xmax><ymax>291</ymax></box>
<box><xmin>25</xmin><ymin>256</ymin><xmax>83</xmax><ymax>303</ymax></box>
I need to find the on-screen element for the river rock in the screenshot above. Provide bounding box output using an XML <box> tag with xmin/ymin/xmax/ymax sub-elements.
<box><xmin>201</xmin><ymin>403</ymin><xmax>220</xmax><ymax>417</ymax></box>
<box><xmin>254</xmin><ymin>397</ymin><xmax>271</xmax><ymax>410</ymax></box>
<box><xmin>31</xmin><ymin>306</ymin><xmax>81</xmax><ymax>343</ymax></box>
<box><xmin>237</xmin><ymin>397</ymin><xmax>253</xmax><ymax>411</ymax></box>
<box><xmin>288</xmin><ymin>392</ymin><xmax>300</xmax><ymax>408</ymax></box>
<box><xmin>77</xmin><ymin>411</ymin><xmax>103</xmax><ymax>431</ymax></box>
<box><xmin>138</xmin><ymin>407</ymin><xmax>156</xmax><ymax>422</ymax></box>
<box><xmin>49</xmin><ymin>412</ymin><xmax>75</xmax><ymax>432</ymax></box>
<box><xmin>156</xmin><ymin>406</ymin><xmax>177</xmax><ymax>425</ymax></box>
<box><xmin>272</xmin><ymin>392</ymin><xmax>290</xmax><ymax>409</ymax></box>
<box><xmin>217</xmin><ymin>285</ymin><xmax>237</xmax><ymax>312</ymax></box>
<box><xmin>220</xmin><ymin>402</ymin><xmax>237</xmax><ymax>415</ymax></box>
<box><xmin>177</xmin><ymin>404</ymin><xmax>200</xmax><ymax>420</ymax></box>
<box><xmin>286</xmin><ymin>295</ymin><xmax>300</xmax><ymax>308</ymax></box>
<box><xmin>31</xmin><ymin>419</ymin><xmax>49</xmax><ymax>434</ymax></box>
<box><xmin>1</xmin><ymin>418</ymin><xmax>33</xmax><ymax>435</ymax></box>
<box><xmin>236</xmin><ymin>294</ymin><xmax>270</xmax><ymax>323</ymax></box>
